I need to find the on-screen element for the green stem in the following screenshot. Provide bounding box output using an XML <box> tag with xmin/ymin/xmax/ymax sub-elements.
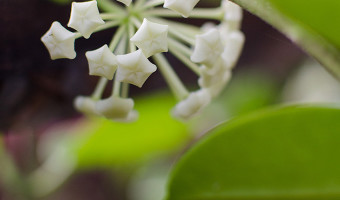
<box><xmin>91</xmin><ymin>77</ymin><xmax>108</xmax><ymax>100</ymax></box>
<box><xmin>146</xmin><ymin>8</ymin><xmax>223</xmax><ymax>20</ymax></box>
<box><xmin>109</xmin><ymin>24</ymin><xmax>128</xmax><ymax>51</ymax></box>
<box><xmin>168</xmin><ymin>38</ymin><xmax>201</xmax><ymax>75</ymax></box>
<box><xmin>97</xmin><ymin>0</ymin><xmax>125</xmax><ymax>13</ymax></box>
<box><xmin>75</xmin><ymin>20</ymin><xmax>122</xmax><ymax>39</ymax></box>
<box><xmin>153</xmin><ymin>54</ymin><xmax>189</xmax><ymax>100</ymax></box>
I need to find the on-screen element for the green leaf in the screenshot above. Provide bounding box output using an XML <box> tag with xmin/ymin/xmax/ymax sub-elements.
<box><xmin>232</xmin><ymin>0</ymin><xmax>340</xmax><ymax>80</ymax></box>
<box><xmin>47</xmin><ymin>92</ymin><xmax>189</xmax><ymax>169</ymax></box>
<box><xmin>167</xmin><ymin>105</ymin><xmax>340</xmax><ymax>200</ymax></box>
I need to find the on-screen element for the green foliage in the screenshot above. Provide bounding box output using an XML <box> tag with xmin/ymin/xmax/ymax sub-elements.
<box><xmin>167</xmin><ymin>106</ymin><xmax>340</xmax><ymax>200</ymax></box>
<box><xmin>56</xmin><ymin>92</ymin><xmax>189</xmax><ymax>169</ymax></box>
<box><xmin>232</xmin><ymin>0</ymin><xmax>340</xmax><ymax>80</ymax></box>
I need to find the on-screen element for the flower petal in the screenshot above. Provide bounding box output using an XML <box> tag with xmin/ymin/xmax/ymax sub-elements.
<box><xmin>41</xmin><ymin>21</ymin><xmax>76</xmax><ymax>60</ymax></box>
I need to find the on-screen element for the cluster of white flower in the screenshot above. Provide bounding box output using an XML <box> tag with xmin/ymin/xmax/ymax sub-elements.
<box><xmin>41</xmin><ymin>0</ymin><xmax>244</xmax><ymax>122</ymax></box>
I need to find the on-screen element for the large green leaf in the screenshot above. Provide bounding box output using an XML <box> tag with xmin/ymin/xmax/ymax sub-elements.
<box><xmin>232</xmin><ymin>0</ymin><xmax>340</xmax><ymax>80</ymax></box>
<box><xmin>167</xmin><ymin>106</ymin><xmax>340</xmax><ymax>200</ymax></box>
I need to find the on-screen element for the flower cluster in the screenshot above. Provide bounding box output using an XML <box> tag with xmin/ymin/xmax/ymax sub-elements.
<box><xmin>41</xmin><ymin>0</ymin><xmax>244</xmax><ymax>122</ymax></box>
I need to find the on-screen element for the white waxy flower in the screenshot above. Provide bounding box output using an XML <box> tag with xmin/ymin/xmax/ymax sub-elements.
<box><xmin>95</xmin><ymin>95</ymin><xmax>138</xmax><ymax>122</ymax></box>
<box><xmin>116</xmin><ymin>50</ymin><xmax>157</xmax><ymax>88</ymax></box>
<box><xmin>198</xmin><ymin>59</ymin><xmax>231</xmax><ymax>87</ymax></box>
<box><xmin>221</xmin><ymin>30</ymin><xmax>245</xmax><ymax>69</ymax></box>
<box><xmin>202</xmin><ymin>74</ymin><xmax>231</xmax><ymax>97</ymax></box>
<box><xmin>222</xmin><ymin>0</ymin><xmax>243</xmax><ymax>30</ymax></box>
<box><xmin>41</xmin><ymin>21</ymin><xmax>76</xmax><ymax>60</ymax></box>
<box><xmin>117</xmin><ymin>0</ymin><xmax>132</xmax><ymax>6</ymax></box>
<box><xmin>67</xmin><ymin>1</ymin><xmax>105</xmax><ymax>39</ymax></box>
<box><xmin>164</xmin><ymin>0</ymin><xmax>200</xmax><ymax>18</ymax></box>
<box><xmin>130</xmin><ymin>19</ymin><xmax>169</xmax><ymax>58</ymax></box>
<box><xmin>191</xmin><ymin>28</ymin><xmax>224</xmax><ymax>67</ymax></box>
<box><xmin>85</xmin><ymin>45</ymin><xmax>118</xmax><ymax>80</ymax></box>
<box><xmin>74</xmin><ymin>96</ymin><xmax>97</xmax><ymax>115</ymax></box>
<box><xmin>172</xmin><ymin>89</ymin><xmax>211</xmax><ymax>120</ymax></box>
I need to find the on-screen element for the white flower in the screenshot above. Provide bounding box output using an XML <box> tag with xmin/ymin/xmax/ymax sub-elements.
<box><xmin>85</xmin><ymin>45</ymin><xmax>118</xmax><ymax>80</ymax></box>
<box><xmin>42</xmin><ymin>0</ymin><xmax>245</xmax><ymax>122</ymax></box>
<box><xmin>191</xmin><ymin>28</ymin><xmax>224</xmax><ymax>66</ymax></box>
<box><xmin>172</xmin><ymin>89</ymin><xmax>211</xmax><ymax>120</ymax></box>
<box><xmin>41</xmin><ymin>21</ymin><xmax>76</xmax><ymax>60</ymax></box>
<box><xmin>74</xmin><ymin>96</ymin><xmax>97</xmax><ymax>115</ymax></box>
<box><xmin>95</xmin><ymin>95</ymin><xmax>138</xmax><ymax>122</ymax></box>
<box><xmin>116</xmin><ymin>50</ymin><xmax>157</xmax><ymax>88</ymax></box>
<box><xmin>130</xmin><ymin>19</ymin><xmax>169</xmax><ymax>58</ymax></box>
<box><xmin>164</xmin><ymin>0</ymin><xmax>200</xmax><ymax>18</ymax></box>
<box><xmin>198</xmin><ymin>59</ymin><xmax>231</xmax><ymax>87</ymax></box>
<box><xmin>117</xmin><ymin>0</ymin><xmax>132</xmax><ymax>6</ymax></box>
<box><xmin>222</xmin><ymin>0</ymin><xmax>243</xmax><ymax>30</ymax></box>
<box><xmin>67</xmin><ymin>1</ymin><xmax>105</xmax><ymax>39</ymax></box>
<box><xmin>221</xmin><ymin>30</ymin><xmax>245</xmax><ymax>69</ymax></box>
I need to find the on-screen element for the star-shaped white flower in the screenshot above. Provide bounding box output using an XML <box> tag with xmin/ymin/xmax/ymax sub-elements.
<box><xmin>67</xmin><ymin>1</ymin><xmax>105</xmax><ymax>39</ymax></box>
<box><xmin>41</xmin><ymin>21</ymin><xmax>76</xmax><ymax>60</ymax></box>
<box><xmin>95</xmin><ymin>95</ymin><xmax>138</xmax><ymax>122</ymax></box>
<box><xmin>191</xmin><ymin>28</ymin><xmax>224</xmax><ymax>67</ymax></box>
<box><xmin>130</xmin><ymin>19</ymin><xmax>169</xmax><ymax>58</ymax></box>
<box><xmin>117</xmin><ymin>0</ymin><xmax>132</xmax><ymax>6</ymax></box>
<box><xmin>74</xmin><ymin>96</ymin><xmax>98</xmax><ymax>115</ymax></box>
<box><xmin>163</xmin><ymin>0</ymin><xmax>200</xmax><ymax>18</ymax></box>
<box><xmin>85</xmin><ymin>45</ymin><xmax>118</xmax><ymax>80</ymax></box>
<box><xmin>116</xmin><ymin>50</ymin><xmax>157</xmax><ymax>87</ymax></box>
<box><xmin>172</xmin><ymin>89</ymin><xmax>211</xmax><ymax>120</ymax></box>
<box><xmin>221</xmin><ymin>30</ymin><xmax>245</xmax><ymax>69</ymax></box>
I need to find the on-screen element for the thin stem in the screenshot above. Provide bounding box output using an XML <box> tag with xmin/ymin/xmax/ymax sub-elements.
<box><xmin>153</xmin><ymin>54</ymin><xmax>189</xmax><ymax>100</ymax></box>
<box><xmin>146</xmin><ymin>8</ymin><xmax>224</xmax><ymax>20</ymax></box>
<box><xmin>168</xmin><ymin>27</ymin><xmax>196</xmax><ymax>46</ymax></box>
<box><xmin>75</xmin><ymin>20</ymin><xmax>122</xmax><ymax>39</ymax></box>
<box><xmin>131</xmin><ymin>16</ymin><xmax>142</xmax><ymax>28</ymax></box>
<box><xmin>121</xmin><ymin>83</ymin><xmax>130</xmax><ymax>98</ymax></box>
<box><xmin>139</xmin><ymin>0</ymin><xmax>164</xmax><ymax>10</ymax></box>
<box><xmin>167</xmin><ymin>37</ymin><xmax>192</xmax><ymax>57</ymax></box>
<box><xmin>148</xmin><ymin>17</ymin><xmax>201</xmax><ymax>37</ymax></box>
<box><xmin>113</xmin><ymin>77</ymin><xmax>122</xmax><ymax>97</ymax></box>
<box><xmin>128</xmin><ymin>20</ymin><xmax>136</xmax><ymax>52</ymax></box>
<box><xmin>168</xmin><ymin>38</ymin><xmax>200</xmax><ymax>75</ymax></box>
<box><xmin>97</xmin><ymin>0</ymin><xmax>125</xmax><ymax>13</ymax></box>
<box><xmin>91</xmin><ymin>77</ymin><xmax>108</xmax><ymax>100</ymax></box>
<box><xmin>109</xmin><ymin>24</ymin><xmax>127</xmax><ymax>51</ymax></box>
<box><xmin>100</xmin><ymin>13</ymin><xmax>125</xmax><ymax>20</ymax></box>
<box><xmin>135</xmin><ymin>0</ymin><xmax>148</xmax><ymax>8</ymax></box>
<box><xmin>112</xmin><ymin>32</ymin><xmax>128</xmax><ymax>97</ymax></box>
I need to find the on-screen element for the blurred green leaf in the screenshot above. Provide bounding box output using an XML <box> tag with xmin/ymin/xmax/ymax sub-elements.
<box><xmin>49</xmin><ymin>92</ymin><xmax>189</xmax><ymax>169</ymax></box>
<box><xmin>233</xmin><ymin>0</ymin><xmax>340</xmax><ymax>80</ymax></box>
<box><xmin>45</xmin><ymin>0</ymin><xmax>71</xmax><ymax>5</ymax></box>
<box><xmin>167</xmin><ymin>105</ymin><xmax>340</xmax><ymax>200</ymax></box>
<box><xmin>218</xmin><ymin>72</ymin><xmax>278</xmax><ymax>116</ymax></box>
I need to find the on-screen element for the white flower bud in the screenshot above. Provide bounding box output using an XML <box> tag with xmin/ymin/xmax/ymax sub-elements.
<box><xmin>116</xmin><ymin>50</ymin><xmax>157</xmax><ymax>88</ymax></box>
<box><xmin>68</xmin><ymin>1</ymin><xmax>105</xmax><ymax>39</ymax></box>
<box><xmin>198</xmin><ymin>59</ymin><xmax>232</xmax><ymax>88</ymax></box>
<box><xmin>222</xmin><ymin>0</ymin><xmax>243</xmax><ymax>30</ymax></box>
<box><xmin>95</xmin><ymin>95</ymin><xmax>138</xmax><ymax>122</ymax></box>
<box><xmin>85</xmin><ymin>45</ymin><xmax>118</xmax><ymax>80</ymax></box>
<box><xmin>41</xmin><ymin>21</ymin><xmax>76</xmax><ymax>60</ymax></box>
<box><xmin>130</xmin><ymin>19</ymin><xmax>169</xmax><ymax>58</ymax></box>
<box><xmin>74</xmin><ymin>96</ymin><xmax>98</xmax><ymax>115</ymax></box>
<box><xmin>172</xmin><ymin>89</ymin><xmax>211</xmax><ymax>120</ymax></box>
<box><xmin>191</xmin><ymin>28</ymin><xmax>224</xmax><ymax>66</ymax></box>
<box><xmin>163</xmin><ymin>0</ymin><xmax>200</xmax><ymax>18</ymax></box>
<box><xmin>221</xmin><ymin>30</ymin><xmax>245</xmax><ymax>69</ymax></box>
<box><xmin>117</xmin><ymin>0</ymin><xmax>132</xmax><ymax>6</ymax></box>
